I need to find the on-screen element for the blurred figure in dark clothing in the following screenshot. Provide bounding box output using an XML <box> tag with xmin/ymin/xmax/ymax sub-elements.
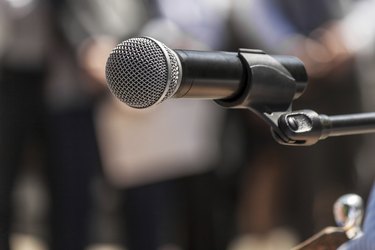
<box><xmin>85</xmin><ymin>0</ymin><xmax>232</xmax><ymax>249</ymax></box>
<box><xmin>228</xmin><ymin>0</ymin><xmax>372</xmax><ymax>246</ymax></box>
<box><xmin>0</xmin><ymin>1</ymin><xmax>52</xmax><ymax>249</ymax></box>
<box><xmin>0</xmin><ymin>0</ymin><xmax>103</xmax><ymax>249</ymax></box>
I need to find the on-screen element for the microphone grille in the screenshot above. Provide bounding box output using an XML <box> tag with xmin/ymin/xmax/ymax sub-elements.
<box><xmin>105</xmin><ymin>37</ymin><xmax>181</xmax><ymax>109</ymax></box>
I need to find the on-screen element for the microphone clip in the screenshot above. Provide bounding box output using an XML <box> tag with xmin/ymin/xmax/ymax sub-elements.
<box><xmin>217</xmin><ymin>49</ymin><xmax>375</xmax><ymax>146</ymax></box>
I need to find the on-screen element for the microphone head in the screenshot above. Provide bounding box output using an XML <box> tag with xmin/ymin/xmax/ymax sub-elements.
<box><xmin>105</xmin><ymin>37</ymin><xmax>182</xmax><ymax>109</ymax></box>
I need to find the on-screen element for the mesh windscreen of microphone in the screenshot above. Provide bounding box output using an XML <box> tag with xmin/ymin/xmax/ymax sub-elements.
<box><xmin>105</xmin><ymin>37</ymin><xmax>181</xmax><ymax>108</ymax></box>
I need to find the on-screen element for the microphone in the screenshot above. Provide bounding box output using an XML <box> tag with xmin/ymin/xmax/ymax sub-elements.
<box><xmin>105</xmin><ymin>37</ymin><xmax>308</xmax><ymax>110</ymax></box>
<box><xmin>105</xmin><ymin>37</ymin><xmax>375</xmax><ymax>146</ymax></box>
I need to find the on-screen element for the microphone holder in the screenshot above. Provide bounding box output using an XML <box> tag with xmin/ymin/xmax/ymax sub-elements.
<box><xmin>216</xmin><ymin>49</ymin><xmax>375</xmax><ymax>146</ymax></box>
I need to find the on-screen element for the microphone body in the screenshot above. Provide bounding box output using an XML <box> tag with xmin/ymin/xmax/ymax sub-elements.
<box><xmin>173</xmin><ymin>50</ymin><xmax>244</xmax><ymax>100</ymax></box>
<box><xmin>105</xmin><ymin>37</ymin><xmax>307</xmax><ymax>110</ymax></box>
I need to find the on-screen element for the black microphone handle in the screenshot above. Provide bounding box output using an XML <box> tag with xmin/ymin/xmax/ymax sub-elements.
<box><xmin>173</xmin><ymin>49</ymin><xmax>307</xmax><ymax>103</ymax></box>
<box><xmin>174</xmin><ymin>50</ymin><xmax>245</xmax><ymax>100</ymax></box>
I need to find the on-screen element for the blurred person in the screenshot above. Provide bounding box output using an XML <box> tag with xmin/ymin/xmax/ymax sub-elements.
<box><xmin>312</xmin><ymin>2</ymin><xmax>375</xmax><ymax>249</ymax></box>
<box><xmin>139</xmin><ymin>2</ymin><xmax>234</xmax><ymax>249</ymax></box>
<box><xmin>47</xmin><ymin>0</ymin><xmax>152</xmax><ymax>248</ymax></box>
<box><xmin>0</xmin><ymin>0</ymin><xmax>109</xmax><ymax>249</ymax></box>
<box><xmin>99</xmin><ymin>0</ymin><xmax>332</xmax><ymax>249</ymax></box>
<box><xmin>229</xmin><ymin>0</ymin><xmax>375</xmax><ymax>245</ymax></box>
<box><xmin>0</xmin><ymin>0</ymin><xmax>53</xmax><ymax>249</ymax></box>
<box><xmin>80</xmin><ymin>0</ymin><xmax>234</xmax><ymax>249</ymax></box>
<box><xmin>335</xmin><ymin>0</ymin><xmax>375</xmax><ymax>201</ymax></box>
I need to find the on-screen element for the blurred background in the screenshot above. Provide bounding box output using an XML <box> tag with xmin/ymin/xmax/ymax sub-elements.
<box><xmin>1</xmin><ymin>0</ymin><xmax>375</xmax><ymax>249</ymax></box>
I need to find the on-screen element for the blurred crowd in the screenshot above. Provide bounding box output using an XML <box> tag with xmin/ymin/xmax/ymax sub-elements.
<box><xmin>1</xmin><ymin>0</ymin><xmax>375</xmax><ymax>249</ymax></box>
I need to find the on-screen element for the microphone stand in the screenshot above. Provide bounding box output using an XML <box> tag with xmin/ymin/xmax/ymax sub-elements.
<box><xmin>216</xmin><ymin>48</ymin><xmax>375</xmax><ymax>146</ymax></box>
